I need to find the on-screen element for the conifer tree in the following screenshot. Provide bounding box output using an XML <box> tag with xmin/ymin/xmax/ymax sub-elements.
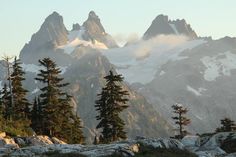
<box><xmin>2</xmin><ymin>55</ymin><xmax>14</xmax><ymax>118</ymax></box>
<box><xmin>95</xmin><ymin>70</ymin><xmax>129</xmax><ymax>143</ymax></box>
<box><xmin>65</xmin><ymin>114</ymin><xmax>85</xmax><ymax>144</ymax></box>
<box><xmin>0</xmin><ymin>88</ymin><xmax>6</xmax><ymax>129</ymax></box>
<box><xmin>172</xmin><ymin>103</ymin><xmax>191</xmax><ymax>139</ymax></box>
<box><xmin>0</xmin><ymin>85</ymin><xmax>6</xmax><ymax>116</ymax></box>
<box><xmin>216</xmin><ymin>118</ymin><xmax>236</xmax><ymax>132</ymax></box>
<box><xmin>31</xmin><ymin>97</ymin><xmax>43</xmax><ymax>134</ymax></box>
<box><xmin>35</xmin><ymin>58</ymin><xmax>65</xmax><ymax>136</ymax></box>
<box><xmin>35</xmin><ymin>58</ymin><xmax>84</xmax><ymax>142</ymax></box>
<box><xmin>1</xmin><ymin>83</ymin><xmax>11</xmax><ymax>120</ymax></box>
<box><xmin>11</xmin><ymin>57</ymin><xmax>30</xmax><ymax>119</ymax></box>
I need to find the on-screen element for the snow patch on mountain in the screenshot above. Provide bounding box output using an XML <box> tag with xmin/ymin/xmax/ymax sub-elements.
<box><xmin>0</xmin><ymin>81</ymin><xmax>2</xmax><ymax>90</ymax></box>
<box><xmin>58</xmin><ymin>29</ymin><xmax>108</xmax><ymax>54</ymax></box>
<box><xmin>22</xmin><ymin>63</ymin><xmax>41</xmax><ymax>73</ymax></box>
<box><xmin>103</xmin><ymin>35</ymin><xmax>206</xmax><ymax>84</ymax></box>
<box><xmin>159</xmin><ymin>71</ymin><xmax>166</xmax><ymax>76</ymax></box>
<box><xmin>22</xmin><ymin>64</ymin><xmax>68</xmax><ymax>75</ymax></box>
<box><xmin>201</xmin><ymin>51</ymin><xmax>236</xmax><ymax>81</ymax></box>
<box><xmin>169</xmin><ymin>24</ymin><xmax>179</xmax><ymax>35</ymax></box>
<box><xmin>32</xmin><ymin>87</ymin><xmax>40</xmax><ymax>94</ymax></box>
<box><xmin>187</xmin><ymin>85</ymin><xmax>206</xmax><ymax>96</ymax></box>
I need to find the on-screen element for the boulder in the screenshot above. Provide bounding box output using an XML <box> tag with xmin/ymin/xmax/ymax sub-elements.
<box><xmin>79</xmin><ymin>142</ymin><xmax>139</xmax><ymax>157</ymax></box>
<box><xmin>0</xmin><ymin>137</ymin><xmax>19</xmax><ymax>148</ymax></box>
<box><xmin>26</xmin><ymin>136</ymin><xmax>53</xmax><ymax>146</ymax></box>
<box><xmin>136</xmin><ymin>136</ymin><xmax>184</xmax><ymax>149</ymax></box>
<box><xmin>14</xmin><ymin>137</ymin><xmax>26</xmax><ymax>146</ymax></box>
<box><xmin>51</xmin><ymin>137</ymin><xmax>67</xmax><ymax>144</ymax></box>
<box><xmin>0</xmin><ymin>132</ymin><xmax>6</xmax><ymax>138</ymax></box>
<box><xmin>182</xmin><ymin>135</ymin><xmax>201</xmax><ymax>147</ymax></box>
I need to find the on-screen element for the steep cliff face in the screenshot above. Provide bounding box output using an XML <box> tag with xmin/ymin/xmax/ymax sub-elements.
<box><xmin>19</xmin><ymin>12</ymin><xmax>69</xmax><ymax>64</ymax></box>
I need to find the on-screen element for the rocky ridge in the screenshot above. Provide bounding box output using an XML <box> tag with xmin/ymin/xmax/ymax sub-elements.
<box><xmin>143</xmin><ymin>14</ymin><xmax>197</xmax><ymax>40</ymax></box>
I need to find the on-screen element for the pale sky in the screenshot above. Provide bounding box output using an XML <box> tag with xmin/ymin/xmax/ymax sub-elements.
<box><xmin>1</xmin><ymin>0</ymin><xmax>236</xmax><ymax>57</ymax></box>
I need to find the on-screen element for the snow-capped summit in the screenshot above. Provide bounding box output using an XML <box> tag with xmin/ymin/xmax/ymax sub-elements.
<box><xmin>143</xmin><ymin>14</ymin><xmax>197</xmax><ymax>40</ymax></box>
<box><xmin>19</xmin><ymin>11</ymin><xmax>118</xmax><ymax>64</ymax></box>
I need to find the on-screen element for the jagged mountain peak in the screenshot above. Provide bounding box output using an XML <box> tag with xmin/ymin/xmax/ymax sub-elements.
<box><xmin>154</xmin><ymin>14</ymin><xmax>169</xmax><ymax>22</ymax></box>
<box><xmin>83</xmin><ymin>11</ymin><xmax>106</xmax><ymax>37</ymax></box>
<box><xmin>88</xmin><ymin>11</ymin><xmax>99</xmax><ymax>20</ymax></box>
<box><xmin>46</xmin><ymin>11</ymin><xmax>61</xmax><ymax>19</ymax></box>
<box><xmin>80</xmin><ymin>11</ymin><xmax>117</xmax><ymax>48</ymax></box>
<box><xmin>143</xmin><ymin>14</ymin><xmax>197</xmax><ymax>40</ymax></box>
<box><xmin>19</xmin><ymin>11</ymin><xmax>68</xmax><ymax>63</ymax></box>
<box><xmin>72</xmin><ymin>23</ymin><xmax>81</xmax><ymax>31</ymax></box>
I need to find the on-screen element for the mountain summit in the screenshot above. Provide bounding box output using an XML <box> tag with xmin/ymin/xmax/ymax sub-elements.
<box><xmin>143</xmin><ymin>14</ymin><xmax>197</xmax><ymax>40</ymax></box>
<box><xmin>20</xmin><ymin>11</ymin><xmax>69</xmax><ymax>63</ymax></box>
<box><xmin>83</xmin><ymin>11</ymin><xmax>106</xmax><ymax>38</ymax></box>
<box><xmin>27</xmin><ymin>11</ymin><xmax>68</xmax><ymax>48</ymax></box>
<box><xmin>81</xmin><ymin>11</ymin><xmax>118</xmax><ymax>48</ymax></box>
<box><xmin>20</xmin><ymin>11</ymin><xmax>118</xmax><ymax>63</ymax></box>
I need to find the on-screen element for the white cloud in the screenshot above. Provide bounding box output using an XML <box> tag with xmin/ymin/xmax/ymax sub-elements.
<box><xmin>113</xmin><ymin>33</ymin><xmax>139</xmax><ymax>46</ymax></box>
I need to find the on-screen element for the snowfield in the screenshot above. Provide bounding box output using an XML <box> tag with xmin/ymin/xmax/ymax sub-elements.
<box><xmin>58</xmin><ymin>29</ymin><xmax>108</xmax><ymax>54</ymax></box>
<box><xmin>0</xmin><ymin>81</ymin><xmax>2</xmax><ymax>90</ymax></box>
<box><xmin>103</xmin><ymin>35</ymin><xmax>206</xmax><ymax>84</ymax></box>
<box><xmin>22</xmin><ymin>63</ymin><xmax>68</xmax><ymax>75</ymax></box>
<box><xmin>187</xmin><ymin>86</ymin><xmax>207</xmax><ymax>96</ymax></box>
<box><xmin>201</xmin><ymin>51</ymin><xmax>236</xmax><ymax>81</ymax></box>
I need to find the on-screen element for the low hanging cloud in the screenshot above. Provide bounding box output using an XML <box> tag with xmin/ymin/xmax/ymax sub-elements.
<box><xmin>113</xmin><ymin>33</ymin><xmax>140</xmax><ymax>46</ymax></box>
<box><xmin>134</xmin><ymin>35</ymin><xmax>189</xmax><ymax>60</ymax></box>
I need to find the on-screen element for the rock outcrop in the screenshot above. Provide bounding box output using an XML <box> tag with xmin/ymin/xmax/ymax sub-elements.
<box><xmin>0</xmin><ymin>133</ymin><xmax>236</xmax><ymax>156</ymax></box>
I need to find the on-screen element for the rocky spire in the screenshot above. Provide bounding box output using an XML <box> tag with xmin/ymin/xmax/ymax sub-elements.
<box><xmin>32</xmin><ymin>11</ymin><xmax>68</xmax><ymax>47</ymax></box>
<box><xmin>83</xmin><ymin>11</ymin><xmax>106</xmax><ymax>38</ymax></box>
<box><xmin>72</xmin><ymin>23</ymin><xmax>81</xmax><ymax>31</ymax></box>
<box><xmin>82</xmin><ymin>11</ymin><xmax>118</xmax><ymax>48</ymax></box>
<box><xmin>19</xmin><ymin>11</ymin><xmax>68</xmax><ymax>63</ymax></box>
<box><xmin>143</xmin><ymin>14</ymin><xmax>197</xmax><ymax>40</ymax></box>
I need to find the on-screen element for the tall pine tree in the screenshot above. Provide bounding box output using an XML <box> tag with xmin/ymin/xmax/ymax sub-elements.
<box><xmin>172</xmin><ymin>103</ymin><xmax>191</xmax><ymax>139</ymax></box>
<box><xmin>0</xmin><ymin>84</ymin><xmax>7</xmax><ymax>118</ymax></box>
<box><xmin>35</xmin><ymin>58</ymin><xmax>84</xmax><ymax>143</ymax></box>
<box><xmin>95</xmin><ymin>70</ymin><xmax>129</xmax><ymax>143</ymax></box>
<box><xmin>1</xmin><ymin>83</ymin><xmax>11</xmax><ymax>120</ymax></box>
<box><xmin>11</xmin><ymin>57</ymin><xmax>30</xmax><ymax>119</ymax></box>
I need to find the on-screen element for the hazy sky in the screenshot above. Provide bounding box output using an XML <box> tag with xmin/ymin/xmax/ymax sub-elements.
<box><xmin>1</xmin><ymin>0</ymin><xmax>236</xmax><ymax>57</ymax></box>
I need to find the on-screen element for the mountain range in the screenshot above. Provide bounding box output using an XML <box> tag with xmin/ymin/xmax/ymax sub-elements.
<box><xmin>1</xmin><ymin>11</ymin><xmax>236</xmax><ymax>142</ymax></box>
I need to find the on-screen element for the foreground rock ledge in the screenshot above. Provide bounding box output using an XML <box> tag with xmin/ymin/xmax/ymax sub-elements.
<box><xmin>0</xmin><ymin>132</ymin><xmax>236</xmax><ymax>157</ymax></box>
